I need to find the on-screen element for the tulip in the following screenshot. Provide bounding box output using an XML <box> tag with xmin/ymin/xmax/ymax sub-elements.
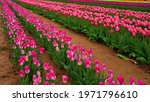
<box><xmin>19</xmin><ymin>70</ymin><xmax>25</xmax><ymax>77</ymax></box>
<box><xmin>62</xmin><ymin>75</ymin><xmax>68</xmax><ymax>84</ymax></box>
<box><xmin>43</xmin><ymin>81</ymin><xmax>49</xmax><ymax>85</ymax></box>
<box><xmin>98</xmin><ymin>82</ymin><xmax>104</xmax><ymax>85</ymax></box>
<box><xmin>39</xmin><ymin>47</ymin><xmax>45</xmax><ymax>54</ymax></box>
<box><xmin>43</xmin><ymin>62</ymin><xmax>49</xmax><ymax>70</ymax></box>
<box><xmin>129</xmin><ymin>76</ymin><xmax>135</xmax><ymax>85</ymax></box>
<box><xmin>94</xmin><ymin>65</ymin><xmax>100</xmax><ymax>73</ymax></box>
<box><xmin>102</xmin><ymin>64</ymin><xmax>106</xmax><ymax>71</ymax></box>
<box><xmin>117</xmin><ymin>75</ymin><xmax>124</xmax><ymax>85</ymax></box>
<box><xmin>84</xmin><ymin>58</ymin><xmax>91</xmax><ymax>68</ymax></box>
<box><xmin>138</xmin><ymin>80</ymin><xmax>146</xmax><ymax>85</ymax></box>
<box><xmin>108</xmin><ymin>69</ymin><xmax>113</xmax><ymax>77</ymax></box>
<box><xmin>105</xmin><ymin>77</ymin><xmax>113</xmax><ymax>85</ymax></box>
<box><xmin>77</xmin><ymin>59</ymin><xmax>82</xmax><ymax>65</ymax></box>
<box><xmin>24</xmin><ymin>65</ymin><xmax>30</xmax><ymax>74</ymax></box>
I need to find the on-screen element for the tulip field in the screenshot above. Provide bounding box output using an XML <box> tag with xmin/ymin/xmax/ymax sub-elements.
<box><xmin>0</xmin><ymin>0</ymin><xmax>150</xmax><ymax>85</ymax></box>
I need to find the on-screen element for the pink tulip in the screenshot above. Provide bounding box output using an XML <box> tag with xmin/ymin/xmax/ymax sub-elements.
<box><xmin>98</xmin><ymin>82</ymin><xmax>104</xmax><ymax>85</ymax></box>
<box><xmin>84</xmin><ymin>58</ymin><xmax>91</xmax><ymax>68</ymax></box>
<box><xmin>32</xmin><ymin>75</ymin><xmax>36</xmax><ymax>81</ymax></box>
<box><xmin>94</xmin><ymin>59</ymin><xmax>100</xmax><ymax>65</ymax></box>
<box><xmin>129</xmin><ymin>76</ymin><xmax>135</xmax><ymax>85</ymax></box>
<box><xmin>43</xmin><ymin>81</ymin><xmax>49</xmax><ymax>85</ymax></box>
<box><xmin>117</xmin><ymin>75</ymin><xmax>124</xmax><ymax>85</ymax></box>
<box><xmin>46</xmin><ymin>73</ymin><xmax>51</xmax><ymax>80</ymax></box>
<box><xmin>105</xmin><ymin>77</ymin><xmax>113</xmax><ymax>85</ymax></box>
<box><xmin>77</xmin><ymin>59</ymin><xmax>82</xmax><ymax>65</ymax></box>
<box><xmin>102</xmin><ymin>64</ymin><xmax>106</xmax><ymax>71</ymax></box>
<box><xmin>61</xmin><ymin>43</ymin><xmax>64</xmax><ymax>48</ymax></box>
<box><xmin>19</xmin><ymin>70</ymin><xmax>25</xmax><ymax>77</ymax></box>
<box><xmin>33</xmin><ymin>58</ymin><xmax>40</xmax><ymax>67</ymax></box>
<box><xmin>50</xmin><ymin>72</ymin><xmax>56</xmax><ymax>80</ymax></box>
<box><xmin>39</xmin><ymin>47</ymin><xmax>45</xmax><ymax>54</ymax></box>
<box><xmin>43</xmin><ymin>62</ymin><xmax>49</xmax><ymax>70</ymax></box>
<box><xmin>94</xmin><ymin>65</ymin><xmax>101</xmax><ymax>73</ymax></box>
<box><xmin>115</xmin><ymin>26</ymin><xmax>120</xmax><ymax>32</ymax></box>
<box><xmin>37</xmin><ymin>76</ymin><xmax>41</xmax><ymax>83</ymax></box>
<box><xmin>24</xmin><ymin>65</ymin><xmax>30</xmax><ymax>74</ymax></box>
<box><xmin>138</xmin><ymin>80</ymin><xmax>146</xmax><ymax>85</ymax></box>
<box><xmin>62</xmin><ymin>75</ymin><xmax>68</xmax><ymax>84</ymax></box>
<box><xmin>87</xmin><ymin>48</ymin><xmax>92</xmax><ymax>57</ymax></box>
<box><xmin>33</xmin><ymin>79</ymin><xmax>39</xmax><ymax>85</ymax></box>
<box><xmin>108</xmin><ymin>69</ymin><xmax>113</xmax><ymax>77</ymax></box>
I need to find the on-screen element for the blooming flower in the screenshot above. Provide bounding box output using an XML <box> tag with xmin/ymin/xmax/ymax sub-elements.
<box><xmin>50</xmin><ymin>72</ymin><xmax>56</xmax><ymax>80</ymax></box>
<box><xmin>94</xmin><ymin>64</ymin><xmax>100</xmax><ymax>73</ymax></box>
<box><xmin>138</xmin><ymin>80</ymin><xmax>146</xmax><ymax>85</ymax></box>
<box><xmin>94</xmin><ymin>59</ymin><xmax>100</xmax><ymax>65</ymax></box>
<box><xmin>46</xmin><ymin>73</ymin><xmax>51</xmax><ymax>80</ymax></box>
<box><xmin>98</xmin><ymin>82</ymin><xmax>104</xmax><ymax>85</ymax></box>
<box><xmin>108</xmin><ymin>69</ymin><xmax>113</xmax><ymax>77</ymax></box>
<box><xmin>43</xmin><ymin>81</ymin><xmax>49</xmax><ymax>85</ymax></box>
<box><xmin>24</xmin><ymin>65</ymin><xmax>30</xmax><ymax>74</ymax></box>
<box><xmin>129</xmin><ymin>76</ymin><xmax>135</xmax><ymax>85</ymax></box>
<box><xmin>19</xmin><ymin>70</ymin><xmax>25</xmax><ymax>77</ymax></box>
<box><xmin>39</xmin><ymin>47</ymin><xmax>45</xmax><ymax>54</ymax></box>
<box><xmin>84</xmin><ymin>58</ymin><xmax>91</xmax><ymax>68</ymax></box>
<box><xmin>105</xmin><ymin>77</ymin><xmax>113</xmax><ymax>85</ymax></box>
<box><xmin>117</xmin><ymin>75</ymin><xmax>124</xmax><ymax>85</ymax></box>
<box><xmin>21</xmin><ymin>50</ymin><xmax>25</xmax><ymax>54</ymax></box>
<box><xmin>87</xmin><ymin>48</ymin><xmax>92</xmax><ymax>57</ymax></box>
<box><xmin>43</xmin><ymin>62</ymin><xmax>49</xmax><ymax>70</ymax></box>
<box><xmin>62</xmin><ymin>75</ymin><xmax>68</xmax><ymax>84</ymax></box>
<box><xmin>77</xmin><ymin>59</ymin><xmax>82</xmax><ymax>65</ymax></box>
<box><xmin>102</xmin><ymin>64</ymin><xmax>106</xmax><ymax>71</ymax></box>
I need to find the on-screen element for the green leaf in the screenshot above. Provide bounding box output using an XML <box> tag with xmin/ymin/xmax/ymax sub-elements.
<box><xmin>136</xmin><ymin>57</ymin><xmax>147</xmax><ymax>64</ymax></box>
<box><xmin>117</xmin><ymin>54</ymin><xmax>128</xmax><ymax>60</ymax></box>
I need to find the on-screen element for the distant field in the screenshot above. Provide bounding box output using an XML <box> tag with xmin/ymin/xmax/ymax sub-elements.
<box><xmin>102</xmin><ymin>0</ymin><xmax>150</xmax><ymax>3</ymax></box>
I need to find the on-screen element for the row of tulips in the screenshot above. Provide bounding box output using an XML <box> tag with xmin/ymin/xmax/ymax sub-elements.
<box><xmin>70</xmin><ymin>0</ymin><xmax>150</xmax><ymax>8</ymax></box>
<box><xmin>41</xmin><ymin>0</ymin><xmax>150</xmax><ymax>21</ymax></box>
<box><xmin>39</xmin><ymin>0</ymin><xmax>150</xmax><ymax>35</ymax></box>
<box><xmin>59</xmin><ymin>0</ymin><xmax>150</xmax><ymax>12</ymax></box>
<box><xmin>13</xmin><ymin>0</ymin><xmax>150</xmax><ymax>65</ymax></box>
<box><xmin>6</xmin><ymin>0</ymin><xmax>146</xmax><ymax>85</ymax></box>
<box><xmin>1</xmin><ymin>0</ymin><xmax>69</xmax><ymax>85</ymax></box>
<box><xmin>19</xmin><ymin>0</ymin><xmax>150</xmax><ymax>37</ymax></box>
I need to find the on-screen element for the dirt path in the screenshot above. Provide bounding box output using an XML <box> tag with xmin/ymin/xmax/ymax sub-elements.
<box><xmin>27</xmin><ymin>10</ymin><xmax>150</xmax><ymax>84</ymax></box>
<box><xmin>0</xmin><ymin>5</ymin><xmax>18</xmax><ymax>84</ymax></box>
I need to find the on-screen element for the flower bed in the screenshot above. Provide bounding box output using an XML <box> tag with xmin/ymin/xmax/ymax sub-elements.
<box><xmin>4</xmin><ymin>0</ymin><xmax>147</xmax><ymax>85</ymax></box>
<box><xmin>70</xmin><ymin>0</ymin><xmax>150</xmax><ymax>8</ymax></box>
<box><xmin>13</xmin><ymin>0</ymin><xmax>150</xmax><ymax>65</ymax></box>
<box><xmin>1</xmin><ymin>0</ymin><xmax>65</xmax><ymax>85</ymax></box>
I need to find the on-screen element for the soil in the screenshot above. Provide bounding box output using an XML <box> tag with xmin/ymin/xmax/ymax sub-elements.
<box><xmin>0</xmin><ymin>5</ymin><xmax>19</xmax><ymax>85</ymax></box>
<box><xmin>28</xmin><ymin>10</ymin><xmax>150</xmax><ymax>84</ymax></box>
